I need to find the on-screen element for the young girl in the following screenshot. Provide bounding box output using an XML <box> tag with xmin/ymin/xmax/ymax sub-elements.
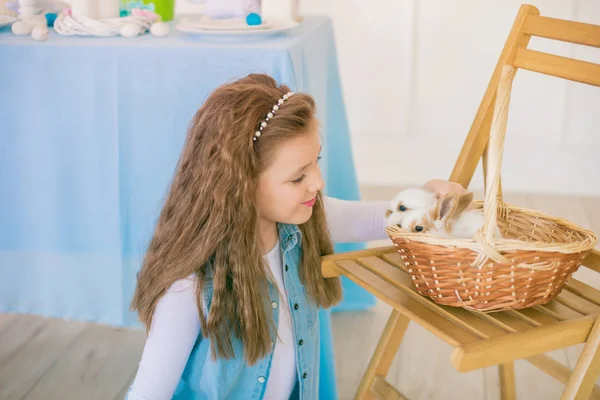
<box><xmin>125</xmin><ymin>73</ymin><xmax>464</xmax><ymax>400</ymax></box>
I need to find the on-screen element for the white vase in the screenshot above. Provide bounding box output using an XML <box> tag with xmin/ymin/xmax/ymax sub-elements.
<box><xmin>262</xmin><ymin>0</ymin><xmax>300</xmax><ymax>22</ymax></box>
<box><xmin>97</xmin><ymin>0</ymin><xmax>119</xmax><ymax>19</ymax></box>
<box><xmin>70</xmin><ymin>0</ymin><xmax>96</xmax><ymax>18</ymax></box>
<box><xmin>18</xmin><ymin>0</ymin><xmax>45</xmax><ymax>16</ymax></box>
<box><xmin>204</xmin><ymin>0</ymin><xmax>245</xmax><ymax>19</ymax></box>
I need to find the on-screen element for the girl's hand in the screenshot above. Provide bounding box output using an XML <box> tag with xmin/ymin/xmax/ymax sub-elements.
<box><xmin>421</xmin><ymin>179</ymin><xmax>466</xmax><ymax>198</ymax></box>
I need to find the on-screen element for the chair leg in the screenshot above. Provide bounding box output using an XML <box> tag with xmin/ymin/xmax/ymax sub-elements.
<box><xmin>499</xmin><ymin>362</ymin><xmax>516</xmax><ymax>400</ymax></box>
<box><xmin>562</xmin><ymin>318</ymin><xmax>600</xmax><ymax>400</ymax></box>
<box><xmin>355</xmin><ymin>309</ymin><xmax>410</xmax><ymax>400</ymax></box>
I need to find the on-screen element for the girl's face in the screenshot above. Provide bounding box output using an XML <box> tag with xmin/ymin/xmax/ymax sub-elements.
<box><xmin>256</xmin><ymin>121</ymin><xmax>324</xmax><ymax>227</ymax></box>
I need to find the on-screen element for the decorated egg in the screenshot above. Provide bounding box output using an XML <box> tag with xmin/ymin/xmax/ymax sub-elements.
<box><xmin>11</xmin><ymin>21</ymin><xmax>33</xmax><ymax>36</ymax></box>
<box><xmin>120</xmin><ymin>23</ymin><xmax>140</xmax><ymax>38</ymax></box>
<box><xmin>150</xmin><ymin>22</ymin><xmax>169</xmax><ymax>37</ymax></box>
<box><xmin>31</xmin><ymin>26</ymin><xmax>49</xmax><ymax>41</ymax></box>
<box><xmin>246</xmin><ymin>12</ymin><xmax>261</xmax><ymax>26</ymax></box>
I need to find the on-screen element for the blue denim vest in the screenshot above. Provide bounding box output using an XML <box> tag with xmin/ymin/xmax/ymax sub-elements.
<box><xmin>127</xmin><ymin>223</ymin><xmax>321</xmax><ymax>399</ymax></box>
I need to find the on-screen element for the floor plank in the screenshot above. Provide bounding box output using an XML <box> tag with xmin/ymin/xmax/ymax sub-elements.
<box><xmin>22</xmin><ymin>324</ymin><xmax>145</xmax><ymax>400</ymax></box>
<box><xmin>0</xmin><ymin>315</ymin><xmax>48</xmax><ymax>367</ymax></box>
<box><xmin>113</xmin><ymin>371</ymin><xmax>136</xmax><ymax>400</ymax></box>
<box><xmin>0</xmin><ymin>317</ymin><xmax>87</xmax><ymax>400</ymax></box>
<box><xmin>395</xmin><ymin>323</ymin><xmax>485</xmax><ymax>400</ymax></box>
<box><xmin>0</xmin><ymin>314</ymin><xmax>17</xmax><ymax>337</ymax></box>
<box><xmin>332</xmin><ymin>301</ymin><xmax>400</xmax><ymax>399</ymax></box>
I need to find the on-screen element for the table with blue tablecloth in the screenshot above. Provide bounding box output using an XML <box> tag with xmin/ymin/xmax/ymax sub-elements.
<box><xmin>0</xmin><ymin>15</ymin><xmax>374</xmax><ymax>399</ymax></box>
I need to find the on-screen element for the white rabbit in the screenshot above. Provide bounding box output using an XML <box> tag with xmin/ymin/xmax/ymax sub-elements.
<box><xmin>386</xmin><ymin>188</ymin><xmax>503</xmax><ymax>239</ymax></box>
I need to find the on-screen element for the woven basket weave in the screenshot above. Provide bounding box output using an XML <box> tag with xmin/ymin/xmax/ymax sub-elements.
<box><xmin>386</xmin><ymin>65</ymin><xmax>598</xmax><ymax>312</ymax></box>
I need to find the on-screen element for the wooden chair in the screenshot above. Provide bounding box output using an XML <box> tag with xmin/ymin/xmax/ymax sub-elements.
<box><xmin>322</xmin><ymin>5</ymin><xmax>600</xmax><ymax>400</ymax></box>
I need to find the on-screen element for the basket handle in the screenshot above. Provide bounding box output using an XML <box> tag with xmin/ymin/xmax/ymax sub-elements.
<box><xmin>483</xmin><ymin>65</ymin><xmax>516</xmax><ymax>242</ymax></box>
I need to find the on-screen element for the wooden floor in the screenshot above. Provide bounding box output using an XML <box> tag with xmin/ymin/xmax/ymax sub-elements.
<box><xmin>1</xmin><ymin>186</ymin><xmax>599</xmax><ymax>400</ymax></box>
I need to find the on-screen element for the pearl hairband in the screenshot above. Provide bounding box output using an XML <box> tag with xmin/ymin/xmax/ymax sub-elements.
<box><xmin>253</xmin><ymin>91</ymin><xmax>296</xmax><ymax>142</ymax></box>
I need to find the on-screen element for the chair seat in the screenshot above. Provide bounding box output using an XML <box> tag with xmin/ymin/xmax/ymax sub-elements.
<box><xmin>324</xmin><ymin>247</ymin><xmax>600</xmax><ymax>376</ymax></box>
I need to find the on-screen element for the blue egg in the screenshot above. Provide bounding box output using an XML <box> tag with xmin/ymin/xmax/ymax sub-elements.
<box><xmin>246</xmin><ymin>13</ymin><xmax>262</xmax><ymax>26</ymax></box>
<box><xmin>45</xmin><ymin>12</ymin><xmax>57</xmax><ymax>27</ymax></box>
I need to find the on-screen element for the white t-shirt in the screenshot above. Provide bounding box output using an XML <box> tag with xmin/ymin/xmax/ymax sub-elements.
<box><xmin>127</xmin><ymin>196</ymin><xmax>389</xmax><ymax>400</ymax></box>
<box><xmin>262</xmin><ymin>241</ymin><xmax>296</xmax><ymax>399</ymax></box>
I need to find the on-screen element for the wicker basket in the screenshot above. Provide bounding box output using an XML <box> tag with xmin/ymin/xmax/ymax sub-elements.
<box><xmin>386</xmin><ymin>65</ymin><xmax>598</xmax><ymax>312</ymax></box>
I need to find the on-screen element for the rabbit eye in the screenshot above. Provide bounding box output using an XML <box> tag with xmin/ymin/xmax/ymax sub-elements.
<box><xmin>398</xmin><ymin>205</ymin><xmax>407</xmax><ymax>212</ymax></box>
<box><xmin>415</xmin><ymin>226</ymin><xmax>424</xmax><ymax>232</ymax></box>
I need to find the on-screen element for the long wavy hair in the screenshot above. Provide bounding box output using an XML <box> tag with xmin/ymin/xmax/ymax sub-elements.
<box><xmin>131</xmin><ymin>73</ymin><xmax>342</xmax><ymax>365</ymax></box>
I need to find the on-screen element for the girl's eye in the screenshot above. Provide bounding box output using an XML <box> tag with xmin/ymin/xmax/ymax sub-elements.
<box><xmin>292</xmin><ymin>175</ymin><xmax>306</xmax><ymax>184</ymax></box>
<box><xmin>398</xmin><ymin>205</ymin><xmax>407</xmax><ymax>212</ymax></box>
<box><xmin>317</xmin><ymin>155</ymin><xmax>322</xmax><ymax>162</ymax></box>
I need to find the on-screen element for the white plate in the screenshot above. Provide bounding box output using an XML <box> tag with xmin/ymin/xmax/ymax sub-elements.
<box><xmin>0</xmin><ymin>15</ymin><xmax>17</xmax><ymax>28</ymax></box>
<box><xmin>176</xmin><ymin>17</ymin><xmax>297</xmax><ymax>39</ymax></box>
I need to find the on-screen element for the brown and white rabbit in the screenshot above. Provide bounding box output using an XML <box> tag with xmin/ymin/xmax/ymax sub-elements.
<box><xmin>386</xmin><ymin>188</ymin><xmax>503</xmax><ymax>239</ymax></box>
<box><xmin>385</xmin><ymin>188</ymin><xmax>438</xmax><ymax>229</ymax></box>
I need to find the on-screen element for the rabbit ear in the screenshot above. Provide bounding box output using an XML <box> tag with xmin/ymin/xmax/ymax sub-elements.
<box><xmin>436</xmin><ymin>192</ymin><xmax>474</xmax><ymax>221</ymax></box>
<box><xmin>436</xmin><ymin>193</ymin><xmax>459</xmax><ymax>221</ymax></box>
<box><xmin>385</xmin><ymin>209</ymin><xmax>393</xmax><ymax>218</ymax></box>
<box><xmin>456</xmin><ymin>192</ymin><xmax>474</xmax><ymax>214</ymax></box>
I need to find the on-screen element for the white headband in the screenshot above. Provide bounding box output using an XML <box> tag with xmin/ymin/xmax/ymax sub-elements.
<box><xmin>253</xmin><ymin>91</ymin><xmax>295</xmax><ymax>142</ymax></box>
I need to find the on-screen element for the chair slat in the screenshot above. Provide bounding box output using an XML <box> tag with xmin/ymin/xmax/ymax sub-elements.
<box><xmin>512</xmin><ymin>48</ymin><xmax>600</xmax><ymax>86</ymax></box>
<box><xmin>583</xmin><ymin>250</ymin><xmax>600</xmax><ymax>274</ymax></box>
<box><xmin>523</xmin><ymin>14</ymin><xmax>600</xmax><ymax>48</ymax></box>
<box><xmin>477</xmin><ymin>310</ymin><xmax>536</xmax><ymax>333</ymax></box>
<box><xmin>537</xmin><ymin>301</ymin><xmax>584</xmax><ymax>321</ymax></box>
<box><xmin>361</xmin><ymin>255</ymin><xmax>508</xmax><ymax>338</ymax></box>
<box><xmin>321</xmin><ymin>246</ymin><xmax>396</xmax><ymax>278</ymax></box>
<box><xmin>566</xmin><ymin>279</ymin><xmax>600</xmax><ymax>307</ymax></box>
<box><xmin>371</xmin><ymin>376</ymin><xmax>408</xmax><ymax>400</ymax></box>
<box><xmin>334</xmin><ymin>259</ymin><xmax>479</xmax><ymax>346</ymax></box>
<box><xmin>516</xmin><ymin>307</ymin><xmax>559</xmax><ymax>326</ymax></box>
<box><xmin>556</xmin><ymin>290</ymin><xmax>600</xmax><ymax>316</ymax></box>
<box><xmin>374</xmin><ymin>255</ymin><xmax>517</xmax><ymax>339</ymax></box>
<box><xmin>452</xmin><ymin>316</ymin><xmax>596</xmax><ymax>372</ymax></box>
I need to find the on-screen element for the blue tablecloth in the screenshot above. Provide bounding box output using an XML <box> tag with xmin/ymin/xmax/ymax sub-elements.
<box><xmin>0</xmin><ymin>15</ymin><xmax>375</xmax><ymax>399</ymax></box>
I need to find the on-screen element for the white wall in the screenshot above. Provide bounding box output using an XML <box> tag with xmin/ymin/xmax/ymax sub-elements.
<box><xmin>176</xmin><ymin>0</ymin><xmax>600</xmax><ymax>195</ymax></box>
